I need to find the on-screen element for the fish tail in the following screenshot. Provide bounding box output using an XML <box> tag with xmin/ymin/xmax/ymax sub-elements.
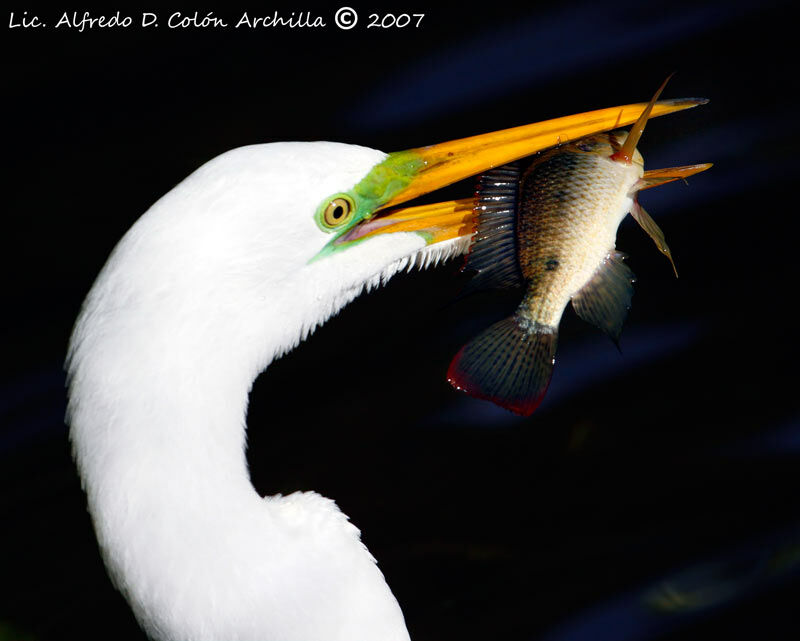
<box><xmin>447</xmin><ymin>314</ymin><xmax>557</xmax><ymax>416</ymax></box>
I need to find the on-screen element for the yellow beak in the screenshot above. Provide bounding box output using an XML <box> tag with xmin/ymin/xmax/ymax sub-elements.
<box><xmin>350</xmin><ymin>97</ymin><xmax>707</xmax><ymax>246</ymax></box>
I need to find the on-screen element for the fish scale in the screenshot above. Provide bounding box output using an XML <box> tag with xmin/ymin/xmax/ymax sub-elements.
<box><xmin>518</xmin><ymin>139</ymin><xmax>640</xmax><ymax>328</ymax></box>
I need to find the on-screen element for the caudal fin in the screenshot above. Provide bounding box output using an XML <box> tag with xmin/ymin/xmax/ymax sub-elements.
<box><xmin>447</xmin><ymin>315</ymin><xmax>557</xmax><ymax>416</ymax></box>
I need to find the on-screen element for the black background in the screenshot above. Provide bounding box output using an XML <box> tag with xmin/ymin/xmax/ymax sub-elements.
<box><xmin>2</xmin><ymin>2</ymin><xmax>798</xmax><ymax>640</ymax></box>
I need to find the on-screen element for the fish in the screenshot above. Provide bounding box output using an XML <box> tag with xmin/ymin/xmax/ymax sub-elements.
<box><xmin>447</xmin><ymin>76</ymin><xmax>711</xmax><ymax>415</ymax></box>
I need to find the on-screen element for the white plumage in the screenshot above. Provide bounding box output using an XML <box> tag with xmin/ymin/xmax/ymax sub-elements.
<box><xmin>67</xmin><ymin>142</ymin><xmax>468</xmax><ymax>641</ymax></box>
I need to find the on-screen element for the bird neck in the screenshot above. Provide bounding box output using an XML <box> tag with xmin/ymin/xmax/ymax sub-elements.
<box><xmin>69</xmin><ymin>306</ymin><xmax>261</xmax><ymax>520</ymax></box>
<box><xmin>67</xmin><ymin>291</ymin><xmax>275</xmax><ymax>630</ymax></box>
<box><xmin>66</xmin><ymin>266</ymin><xmax>413</xmax><ymax>641</ymax></box>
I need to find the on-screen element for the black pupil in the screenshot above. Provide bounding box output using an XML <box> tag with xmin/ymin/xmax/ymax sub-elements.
<box><xmin>332</xmin><ymin>205</ymin><xmax>345</xmax><ymax>219</ymax></box>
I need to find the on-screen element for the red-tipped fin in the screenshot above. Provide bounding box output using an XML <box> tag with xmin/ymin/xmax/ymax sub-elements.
<box><xmin>634</xmin><ymin>163</ymin><xmax>713</xmax><ymax>191</ymax></box>
<box><xmin>631</xmin><ymin>200</ymin><xmax>678</xmax><ymax>277</ymax></box>
<box><xmin>447</xmin><ymin>316</ymin><xmax>557</xmax><ymax>416</ymax></box>
<box><xmin>610</xmin><ymin>73</ymin><xmax>674</xmax><ymax>164</ymax></box>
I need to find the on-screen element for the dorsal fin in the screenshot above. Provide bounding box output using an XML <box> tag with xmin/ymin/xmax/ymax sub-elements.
<box><xmin>461</xmin><ymin>164</ymin><xmax>524</xmax><ymax>294</ymax></box>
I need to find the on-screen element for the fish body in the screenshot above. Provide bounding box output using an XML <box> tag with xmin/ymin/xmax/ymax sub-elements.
<box><xmin>447</xmin><ymin>77</ymin><xmax>711</xmax><ymax>415</ymax></box>
<box><xmin>515</xmin><ymin>133</ymin><xmax>641</xmax><ymax>329</ymax></box>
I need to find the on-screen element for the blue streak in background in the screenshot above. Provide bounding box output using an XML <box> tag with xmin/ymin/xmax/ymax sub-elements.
<box><xmin>539</xmin><ymin>524</ymin><xmax>800</xmax><ymax>641</ymax></box>
<box><xmin>720</xmin><ymin>417</ymin><xmax>800</xmax><ymax>457</ymax></box>
<box><xmin>643</xmin><ymin>115</ymin><xmax>799</xmax><ymax>215</ymax></box>
<box><xmin>347</xmin><ymin>1</ymin><xmax>760</xmax><ymax>130</ymax></box>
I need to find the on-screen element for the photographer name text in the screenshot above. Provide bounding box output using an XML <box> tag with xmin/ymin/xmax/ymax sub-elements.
<box><xmin>8</xmin><ymin>9</ymin><xmax>425</xmax><ymax>32</ymax></box>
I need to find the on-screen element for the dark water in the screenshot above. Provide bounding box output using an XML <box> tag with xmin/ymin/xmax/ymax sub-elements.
<box><xmin>2</xmin><ymin>1</ymin><xmax>797</xmax><ymax>639</ymax></box>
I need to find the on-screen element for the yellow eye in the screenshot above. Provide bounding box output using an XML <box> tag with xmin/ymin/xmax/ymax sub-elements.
<box><xmin>322</xmin><ymin>197</ymin><xmax>355</xmax><ymax>228</ymax></box>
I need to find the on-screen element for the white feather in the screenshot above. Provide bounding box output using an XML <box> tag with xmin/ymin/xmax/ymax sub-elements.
<box><xmin>66</xmin><ymin>142</ymin><xmax>468</xmax><ymax>641</ymax></box>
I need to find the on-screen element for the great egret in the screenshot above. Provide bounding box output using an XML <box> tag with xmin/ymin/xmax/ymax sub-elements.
<box><xmin>66</xmin><ymin>99</ymin><xmax>702</xmax><ymax>641</ymax></box>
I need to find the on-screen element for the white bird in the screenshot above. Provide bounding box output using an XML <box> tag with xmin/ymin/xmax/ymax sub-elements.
<box><xmin>66</xmin><ymin>99</ymin><xmax>700</xmax><ymax>641</ymax></box>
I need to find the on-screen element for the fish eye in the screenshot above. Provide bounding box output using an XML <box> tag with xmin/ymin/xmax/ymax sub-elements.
<box><xmin>320</xmin><ymin>195</ymin><xmax>355</xmax><ymax>229</ymax></box>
